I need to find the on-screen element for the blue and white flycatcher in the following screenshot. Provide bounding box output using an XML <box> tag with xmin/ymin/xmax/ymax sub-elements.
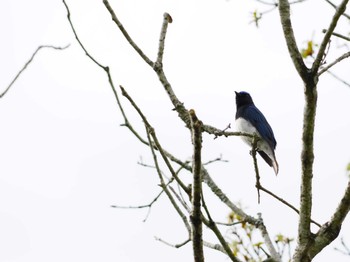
<box><xmin>235</xmin><ymin>91</ymin><xmax>279</xmax><ymax>175</ymax></box>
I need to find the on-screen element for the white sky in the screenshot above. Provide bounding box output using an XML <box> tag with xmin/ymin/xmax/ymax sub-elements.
<box><xmin>0</xmin><ymin>0</ymin><xmax>350</xmax><ymax>261</ymax></box>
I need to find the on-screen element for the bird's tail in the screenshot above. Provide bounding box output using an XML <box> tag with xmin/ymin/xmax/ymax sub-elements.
<box><xmin>272</xmin><ymin>159</ymin><xmax>279</xmax><ymax>175</ymax></box>
<box><xmin>257</xmin><ymin>150</ymin><xmax>279</xmax><ymax>175</ymax></box>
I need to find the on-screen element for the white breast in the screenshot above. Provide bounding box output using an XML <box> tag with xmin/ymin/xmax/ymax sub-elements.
<box><xmin>235</xmin><ymin>118</ymin><xmax>258</xmax><ymax>134</ymax></box>
<box><xmin>236</xmin><ymin>117</ymin><xmax>274</xmax><ymax>158</ymax></box>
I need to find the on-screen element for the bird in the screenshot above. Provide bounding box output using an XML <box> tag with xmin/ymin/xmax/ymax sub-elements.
<box><xmin>235</xmin><ymin>91</ymin><xmax>279</xmax><ymax>175</ymax></box>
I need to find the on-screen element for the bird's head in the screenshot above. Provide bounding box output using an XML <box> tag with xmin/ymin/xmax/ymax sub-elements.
<box><xmin>235</xmin><ymin>91</ymin><xmax>254</xmax><ymax>108</ymax></box>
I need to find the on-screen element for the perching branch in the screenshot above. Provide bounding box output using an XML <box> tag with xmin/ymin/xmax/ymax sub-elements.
<box><xmin>251</xmin><ymin>135</ymin><xmax>321</xmax><ymax>227</ymax></box>
<box><xmin>1</xmin><ymin>44</ymin><xmax>69</xmax><ymax>98</ymax></box>
<box><xmin>251</xmin><ymin>135</ymin><xmax>261</xmax><ymax>204</ymax></box>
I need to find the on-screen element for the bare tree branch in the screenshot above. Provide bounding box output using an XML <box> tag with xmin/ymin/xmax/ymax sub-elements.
<box><xmin>256</xmin><ymin>214</ymin><xmax>282</xmax><ymax>262</ymax></box>
<box><xmin>189</xmin><ymin>110</ymin><xmax>205</xmax><ymax>262</ymax></box>
<box><xmin>120</xmin><ymin>85</ymin><xmax>190</xmax><ymax>195</ymax></box>
<box><xmin>1</xmin><ymin>44</ymin><xmax>69</xmax><ymax>98</ymax></box>
<box><xmin>144</xmin><ymin>123</ymin><xmax>191</xmax><ymax>234</ymax></box>
<box><xmin>309</xmin><ymin>180</ymin><xmax>350</xmax><ymax>258</ymax></box>
<box><xmin>279</xmin><ymin>0</ymin><xmax>316</xmax><ymax>259</ymax></box>
<box><xmin>279</xmin><ymin>0</ymin><xmax>350</xmax><ymax>260</ymax></box>
<box><xmin>170</xmin><ymin>186</ymin><xmax>191</xmax><ymax>213</ymax></box>
<box><xmin>201</xmin><ymin>192</ymin><xmax>242</xmax><ymax>262</ymax></box>
<box><xmin>278</xmin><ymin>0</ymin><xmax>309</xmax><ymax>80</ymax></box>
<box><xmin>156</xmin><ymin>13</ymin><xmax>172</xmax><ymax>66</ymax></box>
<box><xmin>312</xmin><ymin>0</ymin><xmax>349</xmax><ymax>73</ymax></box>
<box><xmin>62</xmin><ymin>0</ymin><xmax>151</xmax><ymax>149</ymax></box>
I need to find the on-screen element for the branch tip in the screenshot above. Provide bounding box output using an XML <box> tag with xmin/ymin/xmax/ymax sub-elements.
<box><xmin>164</xmin><ymin>12</ymin><xmax>173</xmax><ymax>23</ymax></box>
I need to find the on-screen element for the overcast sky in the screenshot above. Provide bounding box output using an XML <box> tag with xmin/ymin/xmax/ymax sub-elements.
<box><xmin>1</xmin><ymin>0</ymin><xmax>350</xmax><ymax>261</ymax></box>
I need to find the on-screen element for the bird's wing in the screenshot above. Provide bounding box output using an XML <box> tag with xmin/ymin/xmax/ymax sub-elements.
<box><xmin>242</xmin><ymin>105</ymin><xmax>277</xmax><ymax>150</ymax></box>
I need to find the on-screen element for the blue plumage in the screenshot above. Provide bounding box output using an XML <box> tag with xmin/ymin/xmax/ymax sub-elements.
<box><xmin>235</xmin><ymin>91</ymin><xmax>279</xmax><ymax>175</ymax></box>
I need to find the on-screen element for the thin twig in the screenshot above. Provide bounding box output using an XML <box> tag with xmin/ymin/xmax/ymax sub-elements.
<box><xmin>215</xmin><ymin>221</ymin><xmax>244</xmax><ymax>226</ymax></box>
<box><xmin>63</xmin><ymin>0</ymin><xmax>105</xmax><ymax>68</ymax></box>
<box><xmin>111</xmin><ymin>176</ymin><xmax>176</xmax><ymax>222</ymax></box>
<box><xmin>322</xmin><ymin>29</ymin><xmax>350</xmax><ymax>42</ymax></box>
<box><xmin>334</xmin><ymin>237</ymin><xmax>350</xmax><ymax>256</ymax></box>
<box><xmin>326</xmin><ymin>70</ymin><xmax>350</xmax><ymax>87</ymax></box>
<box><xmin>312</xmin><ymin>0</ymin><xmax>349</xmax><ymax>73</ymax></box>
<box><xmin>0</xmin><ymin>44</ymin><xmax>70</xmax><ymax>98</ymax></box>
<box><xmin>170</xmin><ymin>186</ymin><xmax>191</xmax><ymax>213</ymax></box>
<box><xmin>203</xmin><ymin>155</ymin><xmax>229</xmax><ymax>166</ymax></box>
<box><xmin>111</xmin><ymin>189</ymin><xmax>163</xmax><ymax>222</ymax></box>
<box><xmin>145</xmin><ymin>124</ymin><xmax>191</xmax><ymax>233</ymax></box>
<box><xmin>63</xmin><ymin>0</ymin><xmax>149</xmax><ymax>146</ymax></box>
<box><xmin>318</xmin><ymin>51</ymin><xmax>350</xmax><ymax>75</ymax></box>
<box><xmin>258</xmin><ymin>185</ymin><xmax>321</xmax><ymax>227</ymax></box>
<box><xmin>155</xmin><ymin>237</ymin><xmax>191</xmax><ymax>249</ymax></box>
<box><xmin>324</xmin><ymin>0</ymin><xmax>350</xmax><ymax>20</ymax></box>
<box><xmin>120</xmin><ymin>85</ymin><xmax>190</xmax><ymax>195</ymax></box>
<box><xmin>102</xmin><ymin>0</ymin><xmax>154</xmax><ymax>67</ymax></box>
